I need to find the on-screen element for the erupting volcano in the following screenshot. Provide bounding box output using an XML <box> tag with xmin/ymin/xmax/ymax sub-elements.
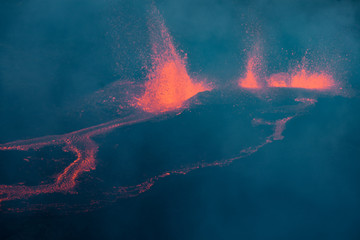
<box><xmin>0</xmin><ymin>8</ymin><xmax>348</xmax><ymax>214</ymax></box>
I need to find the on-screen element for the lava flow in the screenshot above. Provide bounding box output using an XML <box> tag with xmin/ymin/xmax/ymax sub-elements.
<box><xmin>0</xmin><ymin>114</ymin><xmax>154</xmax><ymax>204</ymax></box>
<box><xmin>0</xmin><ymin>91</ymin><xmax>317</xmax><ymax>213</ymax></box>
<box><xmin>136</xmin><ymin>7</ymin><xmax>211</xmax><ymax>113</ymax></box>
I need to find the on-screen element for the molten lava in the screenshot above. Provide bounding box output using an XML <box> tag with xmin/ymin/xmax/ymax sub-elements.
<box><xmin>290</xmin><ymin>69</ymin><xmax>335</xmax><ymax>90</ymax></box>
<box><xmin>137</xmin><ymin>56</ymin><xmax>211</xmax><ymax>113</ymax></box>
<box><xmin>137</xmin><ymin>10</ymin><xmax>211</xmax><ymax>113</ymax></box>
<box><xmin>238</xmin><ymin>56</ymin><xmax>261</xmax><ymax>89</ymax></box>
<box><xmin>266</xmin><ymin>69</ymin><xmax>335</xmax><ymax>90</ymax></box>
<box><xmin>237</xmin><ymin>44</ymin><xmax>336</xmax><ymax>91</ymax></box>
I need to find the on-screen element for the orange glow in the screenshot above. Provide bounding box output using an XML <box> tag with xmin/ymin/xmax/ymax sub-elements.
<box><xmin>137</xmin><ymin>57</ymin><xmax>211</xmax><ymax>113</ymax></box>
<box><xmin>238</xmin><ymin>56</ymin><xmax>261</xmax><ymax>89</ymax></box>
<box><xmin>266</xmin><ymin>69</ymin><xmax>335</xmax><ymax>90</ymax></box>
<box><xmin>137</xmin><ymin>11</ymin><xmax>211</xmax><ymax>113</ymax></box>
<box><xmin>267</xmin><ymin>72</ymin><xmax>290</xmax><ymax>88</ymax></box>
<box><xmin>290</xmin><ymin>69</ymin><xmax>335</xmax><ymax>90</ymax></box>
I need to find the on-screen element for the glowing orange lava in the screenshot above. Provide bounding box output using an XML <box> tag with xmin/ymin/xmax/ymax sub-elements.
<box><xmin>238</xmin><ymin>45</ymin><xmax>337</xmax><ymax>91</ymax></box>
<box><xmin>137</xmin><ymin>57</ymin><xmax>211</xmax><ymax>113</ymax></box>
<box><xmin>0</xmin><ymin>107</ymin><xmax>300</xmax><ymax>212</ymax></box>
<box><xmin>238</xmin><ymin>56</ymin><xmax>261</xmax><ymax>89</ymax></box>
<box><xmin>266</xmin><ymin>69</ymin><xmax>335</xmax><ymax>90</ymax></box>
<box><xmin>290</xmin><ymin>69</ymin><xmax>335</xmax><ymax>90</ymax></box>
<box><xmin>137</xmin><ymin>9</ymin><xmax>211</xmax><ymax>113</ymax></box>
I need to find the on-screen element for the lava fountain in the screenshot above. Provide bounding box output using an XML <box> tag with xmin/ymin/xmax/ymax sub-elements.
<box><xmin>136</xmin><ymin>7</ymin><xmax>212</xmax><ymax>113</ymax></box>
<box><xmin>238</xmin><ymin>46</ymin><xmax>262</xmax><ymax>89</ymax></box>
<box><xmin>238</xmin><ymin>45</ymin><xmax>337</xmax><ymax>91</ymax></box>
<box><xmin>266</xmin><ymin>68</ymin><xmax>335</xmax><ymax>90</ymax></box>
<box><xmin>290</xmin><ymin>68</ymin><xmax>335</xmax><ymax>89</ymax></box>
